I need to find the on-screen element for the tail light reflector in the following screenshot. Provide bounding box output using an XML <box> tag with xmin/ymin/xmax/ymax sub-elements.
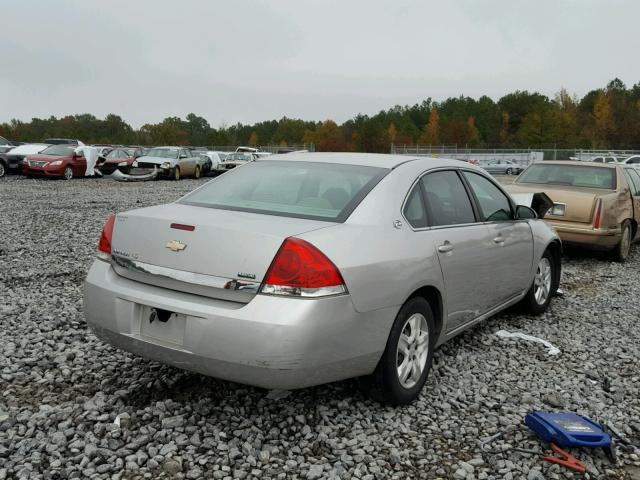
<box><xmin>98</xmin><ymin>214</ymin><xmax>116</xmax><ymax>260</ymax></box>
<box><xmin>593</xmin><ymin>201</ymin><xmax>603</xmax><ymax>229</ymax></box>
<box><xmin>261</xmin><ymin>238</ymin><xmax>347</xmax><ymax>297</ymax></box>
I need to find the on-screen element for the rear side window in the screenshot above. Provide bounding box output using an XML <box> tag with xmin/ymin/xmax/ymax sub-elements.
<box><xmin>420</xmin><ymin>171</ymin><xmax>475</xmax><ymax>226</ymax></box>
<box><xmin>180</xmin><ymin>160</ymin><xmax>388</xmax><ymax>222</ymax></box>
<box><xmin>463</xmin><ymin>172</ymin><xmax>512</xmax><ymax>221</ymax></box>
<box><xmin>403</xmin><ymin>184</ymin><xmax>427</xmax><ymax>228</ymax></box>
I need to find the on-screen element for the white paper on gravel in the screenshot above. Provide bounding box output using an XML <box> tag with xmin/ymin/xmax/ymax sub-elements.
<box><xmin>495</xmin><ymin>330</ymin><xmax>561</xmax><ymax>355</ymax></box>
<box><xmin>75</xmin><ymin>146</ymin><xmax>99</xmax><ymax>176</ymax></box>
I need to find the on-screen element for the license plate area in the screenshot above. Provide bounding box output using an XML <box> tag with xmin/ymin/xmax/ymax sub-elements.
<box><xmin>139</xmin><ymin>306</ymin><xmax>186</xmax><ymax>346</ymax></box>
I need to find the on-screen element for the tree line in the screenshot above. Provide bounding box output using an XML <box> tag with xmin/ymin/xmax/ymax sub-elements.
<box><xmin>1</xmin><ymin>78</ymin><xmax>639</xmax><ymax>152</ymax></box>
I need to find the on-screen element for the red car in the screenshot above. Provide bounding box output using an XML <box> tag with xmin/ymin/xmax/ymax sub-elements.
<box><xmin>22</xmin><ymin>145</ymin><xmax>86</xmax><ymax>179</ymax></box>
<box><xmin>98</xmin><ymin>147</ymin><xmax>145</xmax><ymax>175</ymax></box>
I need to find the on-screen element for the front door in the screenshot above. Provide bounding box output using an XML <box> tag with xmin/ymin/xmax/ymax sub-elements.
<box><xmin>419</xmin><ymin>170</ymin><xmax>499</xmax><ymax>331</ymax></box>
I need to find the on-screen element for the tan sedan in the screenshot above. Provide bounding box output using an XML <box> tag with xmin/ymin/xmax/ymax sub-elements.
<box><xmin>507</xmin><ymin>161</ymin><xmax>640</xmax><ymax>261</ymax></box>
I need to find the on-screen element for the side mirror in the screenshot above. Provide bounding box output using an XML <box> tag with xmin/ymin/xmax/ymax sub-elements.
<box><xmin>515</xmin><ymin>205</ymin><xmax>537</xmax><ymax>219</ymax></box>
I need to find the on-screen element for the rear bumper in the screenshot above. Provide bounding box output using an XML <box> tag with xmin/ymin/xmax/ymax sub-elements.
<box><xmin>547</xmin><ymin>220</ymin><xmax>621</xmax><ymax>248</ymax></box>
<box><xmin>83</xmin><ymin>260</ymin><xmax>394</xmax><ymax>389</ymax></box>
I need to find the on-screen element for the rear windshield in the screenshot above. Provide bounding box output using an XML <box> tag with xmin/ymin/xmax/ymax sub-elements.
<box><xmin>517</xmin><ymin>164</ymin><xmax>616</xmax><ymax>189</ymax></box>
<box><xmin>41</xmin><ymin>145</ymin><xmax>75</xmax><ymax>156</ymax></box>
<box><xmin>180</xmin><ymin>160</ymin><xmax>389</xmax><ymax>222</ymax></box>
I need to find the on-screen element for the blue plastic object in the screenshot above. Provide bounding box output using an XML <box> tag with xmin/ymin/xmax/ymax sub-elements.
<box><xmin>525</xmin><ymin>412</ymin><xmax>612</xmax><ymax>449</ymax></box>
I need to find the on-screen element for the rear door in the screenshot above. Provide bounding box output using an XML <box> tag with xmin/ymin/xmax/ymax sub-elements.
<box><xmin>417</xmin><ymin>170</ymin><xmax>497</xmax><ymax>331</ymax></box>
<box><xmin>462</xmin><ymin>171</ymin><xmax>534</xmax><ymax>301</ymax></box>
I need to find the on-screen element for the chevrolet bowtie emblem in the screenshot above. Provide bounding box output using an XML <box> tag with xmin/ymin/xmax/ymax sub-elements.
<box><xmin>166</xmin><ymin>240</ymin><xmax>187</xmax><ymax>252</ymax></box>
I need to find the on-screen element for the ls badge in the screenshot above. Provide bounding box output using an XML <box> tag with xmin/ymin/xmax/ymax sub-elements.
<box><xmin>166</xmin><ymin>240</ymin><xmax>187</xmax><ymax>252</ymax></box>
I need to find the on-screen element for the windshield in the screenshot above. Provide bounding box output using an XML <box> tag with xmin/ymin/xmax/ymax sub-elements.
<box><xmin>180</xmin><ymin>160</ymin><xmax>388</xmax><ymax>222</ymax></box>
<box><xmin>0</xmin><ymin>136</ymin><xmax>9</xmax><ymax>146</ymax></box>
<box><xmin>40</xmin><ymin>145</ymin><xmax>76</xmax><ymax>156</ymax></box>
<box><xmin>45</xmin><ymin>138</ymin><xmax>76</xmax><ymax>145</ymax></box>
<box><xmin>145</xmin><ymin>148</ymin><xmax>179</xmax><ymax>159</ymax></box>
<box><xmin>518</xmin><ymin>164</ymin><xmax>616</xmax><ymax>189</ymax></box>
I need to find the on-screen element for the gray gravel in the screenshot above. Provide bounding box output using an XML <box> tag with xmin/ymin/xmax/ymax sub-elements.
<box><xmin>1</xmin><ymin>175</ymin><xmax>639</xmax><ymax>479</ymax></box>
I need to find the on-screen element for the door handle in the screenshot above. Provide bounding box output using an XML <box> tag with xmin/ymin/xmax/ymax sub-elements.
<box><xmin>438</xmin><ymin>241</ymin><xmax>454</xmax><ymax>253</ymax></box>
<box><xmin>493</xmin><ymin>235</ymin><xmax>505</xmax><ymax>244</ymax></box>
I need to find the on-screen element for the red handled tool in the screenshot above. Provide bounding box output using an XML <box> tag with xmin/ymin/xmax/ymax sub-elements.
<box><xmin>543</xmin><ymin>443</ymin><xmax>586</xmax><ymax>474</ymax></box>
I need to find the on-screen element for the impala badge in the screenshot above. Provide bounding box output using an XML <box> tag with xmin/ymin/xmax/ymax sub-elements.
<box><xmin>166</xmin><ymin>240</ymin><xmax>187</xmax><ymax>252</ymax></box>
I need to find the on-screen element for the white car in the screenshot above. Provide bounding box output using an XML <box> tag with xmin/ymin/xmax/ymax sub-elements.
<box><xmin>198</xmin><ymin>151</ymin><xmax>227</xmax><ymax>174</ymax></box>
<box><xmin>5</xmin><ymin>143</ymin><xmax>49</xmax><ymax>174</ymax></box>
<box><xmin>215</xmin><ymin>152</ymin><xmax>256</xmax><ymax>172</ymax></box>
<box><xmin>592</xmin><ymin>156</ymin><xmax>619</xmax><ymax>164</ymax></box>
<box><xmin>618</xmin><ymin>155</ymin><xmax>640</xmax><ymax>167</ymax></box>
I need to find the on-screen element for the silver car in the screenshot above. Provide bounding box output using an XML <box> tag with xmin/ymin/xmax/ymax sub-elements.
<box><xmin>84</xmin><ymin>153</ymin><xmax>561</xmax><ymax>404</ymax></box>
<box><xmin>133</xmin><ymin>147</ymin><xmax>205</xmax><ymax>180</ymax></box>
<box><xmin>482</xmin><ymin>159</ymin><xmax>522</xmax><ymax>175</ymax></box>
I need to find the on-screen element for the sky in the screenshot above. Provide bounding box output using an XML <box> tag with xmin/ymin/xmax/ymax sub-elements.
<box><xmin>1</xmin><ymin>0</ymin><xmax>639</xmax><ymax>129</ymax></box>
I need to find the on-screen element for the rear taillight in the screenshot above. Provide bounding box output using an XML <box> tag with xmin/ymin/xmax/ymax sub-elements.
<box><xmin>261</xmin><ymin>238</ymin><xmax>347</xmax><ymax>297</ymax></box>
<box><xmin>593</xmin><ymin>201</ymin><xmax>603</xmax><ymax>229</ymax></box>
<box><xmin>98</xmin><ymin>214</ymin><xmax>116</xmax><ymax>260</ymax></box>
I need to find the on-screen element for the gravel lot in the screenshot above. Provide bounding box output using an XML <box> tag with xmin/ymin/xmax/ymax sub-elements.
<box><xmin>1</xmin><ymin>175</ymin><xmax>639</xmax><ymax>480</ymax></box>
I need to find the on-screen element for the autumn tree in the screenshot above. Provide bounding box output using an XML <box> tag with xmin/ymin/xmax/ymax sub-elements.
<box><xmin>248</xmin><ymin>131</ymin><xmax>259</xmax><ymax>146</ymax></box>
<box><xmin>418</xmin><ymin>107</ymin><xmax>440</xmax><ymax>145</ymax></box>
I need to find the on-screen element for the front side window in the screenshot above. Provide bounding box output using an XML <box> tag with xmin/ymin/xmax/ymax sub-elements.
<box><xmin>180</xmin><ymin>160</ymin><xmax>388</xmax><ymax>222</ymax></box>
<box><xmin>420</xmin><ymin>171</ymin><xmax>475</xmax><ymax>226</ymax></box>
<box><xmin>403</xmin><ymin>184</ymin><xmax>427</xmax><ymax>228</ymax></box>
<box><xmin>463</xmin><ymin>172</ymin><xmax>512</xmax><ymax>222</ymax></box>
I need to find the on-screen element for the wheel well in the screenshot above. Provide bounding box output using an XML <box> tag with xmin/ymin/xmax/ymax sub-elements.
<box><xmin>628</xmin><ymin>218</ymin><xmax>637</xmax><ymax>238</ymax></box>
<box><xmin>545</xmin><ymin>240</ymin><xmax>562</xmax><ymax>292</ymax></box>
<box><xmin>407</xmin><ymin>286</ymin><xmax>444</xmax><ymax>342</ymax></box>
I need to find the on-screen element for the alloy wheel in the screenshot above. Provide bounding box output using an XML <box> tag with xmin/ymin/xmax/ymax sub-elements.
<box><xmin>533</xmin><ymin>257</ymin><xmax>552</xmax><ymax>305</ymax></box>
<box><xmin>0</xmin><ymin>163</ymin><xmax>5</xmax><ymax>178</ymax></box>
<box><xmin>64</xmin><ymin>167</ymin><xmax>73</xmax><ymax>180</ymax></box>
<box><xmin>396</xmin><ymin>313</ymin><xmax>429</xmax><ymax>388</ymax></box>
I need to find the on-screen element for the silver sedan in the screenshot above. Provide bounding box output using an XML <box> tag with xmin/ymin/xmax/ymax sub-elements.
<box><xmin>84</xmin><ymin>153</ymin><xmax>561</xmax><ymax>404</ymax></box>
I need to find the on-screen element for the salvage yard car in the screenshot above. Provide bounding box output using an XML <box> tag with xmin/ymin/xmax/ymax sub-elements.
<box><xmin>98</xmin><ymin>147</ymin><xmax>144</xmax><ymax>175</ymax></box>
<box><xmin>481</xmin><ymin>159</ymin><xmax>522</xmax><ymax>175</ymax></box>
<box><xmin>215</xmin><ymin>152</ymin><xmax>255</xmax><ymax>172</ymax></box>
<box><xmin>507</xmin><ymin>161</ymin><xmax>640</xmax><ymax>261</ymax></box>
<box><xmin>22</xmin><ymin>144</ymin><xmax>87</xmax><ymax>180</ymax></box>
<box><xmin>84</xmin><ymin>153</ymin><xmax>561</xmax><ymax>404</ymax></box>
<box><xmin>3</xmin><ymin>143</ymin><xmax>49</xmax><ymax>174</ymax></box>
<box><xmin>132</xmin><ymin>146</ymin><xmax>204</xmax><ymax>180</ymax></box>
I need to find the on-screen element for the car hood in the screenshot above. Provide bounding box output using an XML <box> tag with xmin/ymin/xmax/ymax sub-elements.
<box><xmin>104</xmin><ymin>158</ymin><xmax>134</xmax><ymax>164</ymax></box>
<box><xmin>7</xmin><ymin>144</ymin><xmax>49</xmax><ymax>155</ymax></box>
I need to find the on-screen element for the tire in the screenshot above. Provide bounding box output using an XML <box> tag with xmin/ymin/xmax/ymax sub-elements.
<box><xmin>194</xmin><ymin>165</ymin><xmax>201</xmax><ymax>179</ymax></box>
<box><xmin>611</xmin><ymin>220</ymin><xmax>632</xmax><ymax>262</ymax></box>
<box><xmin>505</xmin><ymin>168</ymin><xmax>513</xmax><ymax>175</ymax></box>
<box><xmin>173</xmin><ymin>167</ymin><xmax>181</xmax><ymax>181</ymax></box>
<box><xmin>363</xmin><ymin>297</ymin><xmax>435</xmax><ymax>405</ymax></box>
<box><xmin>63</xmin><ymin>166</ymin><xmax>73</xmax><ymax>180</ymax></box>
<box><xmin>521</xmin><ymin>249</ymin><xmax>555</xmax><ymax>315</ymax></box>
<box><xmin>0</xmin><ymin>162</ymin><xmax>5</xmax><ymax>178</ymax></box>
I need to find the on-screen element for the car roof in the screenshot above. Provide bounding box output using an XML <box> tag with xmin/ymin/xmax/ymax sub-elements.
<box><xmin>536</xmin><ymin>160</ymin><xmax>618</xmax><ymax>169</ymax></box>
<box><xmin>255</xmin><ymin>152</ymin><xmax>467</xmax><ymax>169</ymax></box>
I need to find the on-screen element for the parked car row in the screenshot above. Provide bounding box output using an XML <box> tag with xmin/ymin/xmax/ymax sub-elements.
<box><xmin>0</xmin><ymin>141</ymin><xmax>272</xmax><ymax>180</ymax></box>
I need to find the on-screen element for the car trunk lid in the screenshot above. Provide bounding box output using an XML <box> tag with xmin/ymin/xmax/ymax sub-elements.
<box><xmin>110</xmin><ymin>203</ymin><xmax>334</xmax><ymax>303</ymax></box>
